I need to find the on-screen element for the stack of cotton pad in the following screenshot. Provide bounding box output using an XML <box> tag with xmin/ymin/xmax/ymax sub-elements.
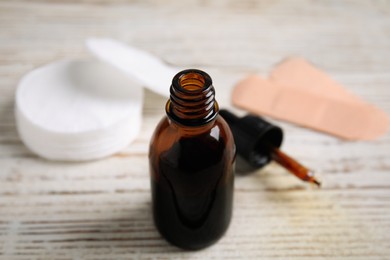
<box><xmin>16</xmin><ymin>60</ymin><xmax>143</xmax><ymax>161</ymax></box>
<box><xmin>16</xmin><ymin>38</ymin><xmax>180</xmax><ymax>161</ymax></box>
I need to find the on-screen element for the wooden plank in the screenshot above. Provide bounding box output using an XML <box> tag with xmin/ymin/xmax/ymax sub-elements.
<box><xmin>0</xmin><ymin>0</ymin><xmax>390</xmax><ymax>259</ymax></box>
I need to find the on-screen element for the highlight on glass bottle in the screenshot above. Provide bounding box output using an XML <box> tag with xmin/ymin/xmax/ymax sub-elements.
<box><xmin>149</xmin><ymin>69</ymin><xmax>236</xmax><ymax>250</ymax></box>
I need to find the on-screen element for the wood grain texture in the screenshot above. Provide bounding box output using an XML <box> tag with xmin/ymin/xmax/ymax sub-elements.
<box><xmin>0</xmin><ymin>0</ymin><xmax>390</xmax><ymax>259</ymax></box>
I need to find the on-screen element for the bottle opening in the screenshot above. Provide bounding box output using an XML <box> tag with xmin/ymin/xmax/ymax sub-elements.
<box><xmin>178</xmin><ymin>72</ymin><xmax>206</xmax><ymax>92</ymax></box>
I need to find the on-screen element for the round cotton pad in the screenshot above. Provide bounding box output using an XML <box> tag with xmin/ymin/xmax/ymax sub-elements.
<box><xmin>86</xmin><ymin>38</ymin><xmax>177</xmax><ymax>98</ymax></box>
<box><xmin>16</xmin><ymin>60</ymin><xmax>143</xmax><ymax>161</ymax></box>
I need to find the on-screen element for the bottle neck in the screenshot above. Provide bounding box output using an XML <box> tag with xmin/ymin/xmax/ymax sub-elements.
<box><xmin>166</xmin><ymin>69</ymin><xmax>219</xmax><ymax>127</ymax></box>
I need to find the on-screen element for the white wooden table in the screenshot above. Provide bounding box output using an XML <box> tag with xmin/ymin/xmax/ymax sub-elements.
<box><xmin>1</xmin><ymin>1</ymin><xmax>390</xmax><ymax>259</ymax></box>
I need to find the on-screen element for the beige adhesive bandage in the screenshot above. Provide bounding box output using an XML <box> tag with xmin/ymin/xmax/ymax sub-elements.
<box><xmin>270</xmin><ymin>58</ymin><xmax>364</xmax><ymax>103</ymax></box>
<box><xmin>232</xmin><ymin>61</ymin><xmax>388</xmax><ymax>140</ymax></box>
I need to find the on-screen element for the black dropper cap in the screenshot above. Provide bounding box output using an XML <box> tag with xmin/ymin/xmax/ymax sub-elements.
<box><xmin>220</xmin><ymin>109</ymin><xmax>283</xmax><ymax>173</ymax></box>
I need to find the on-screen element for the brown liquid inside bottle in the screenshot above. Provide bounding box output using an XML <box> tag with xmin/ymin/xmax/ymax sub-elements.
<box><xmin>149</xmin><ymin>69</ymin><xmax>235</xmax><ymax>250</ymax></box>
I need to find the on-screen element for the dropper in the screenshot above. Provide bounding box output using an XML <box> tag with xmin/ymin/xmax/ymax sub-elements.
<box><xmin>219</xmin><ymin>109</ymin><xmax>321</xmax><ymax>187</ymax></box>
<box><xmin>270</xmin><ymin>146</ymin><xmax>321</xmax><ymax>186</ymax></box>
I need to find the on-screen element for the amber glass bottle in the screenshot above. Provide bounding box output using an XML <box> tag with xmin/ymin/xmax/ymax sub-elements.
<box><xmin>149</xmin><ymin>69</ymin><xmax>235</xmax><ymax>250</ymax></box>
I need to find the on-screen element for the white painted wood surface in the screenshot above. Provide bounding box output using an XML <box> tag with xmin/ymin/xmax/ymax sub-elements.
<box><xmin>1</xmin><ymin>0</ymin><xmax>390</xmax><ymax>259</ymax></box>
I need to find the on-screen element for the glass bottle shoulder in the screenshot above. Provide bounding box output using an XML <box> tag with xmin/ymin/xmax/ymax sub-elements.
<box><xmin>149</xmin><ymin>115</ymin><xmax>235</xmax><ymax>157</ymax></box>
